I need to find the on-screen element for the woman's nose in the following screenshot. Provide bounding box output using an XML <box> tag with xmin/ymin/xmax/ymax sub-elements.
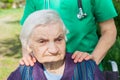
<box><xmin>48</xmin><ymin>42</ymin><xmax>58</xmax><ymax>54</ymax></box>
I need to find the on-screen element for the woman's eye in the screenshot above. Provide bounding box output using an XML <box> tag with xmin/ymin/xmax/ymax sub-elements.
<box><xmin>56</xmin><ymin>38</ymin><xmax>63</xmax><ymax>42</ymax></box>
<box><xmin>38</xmin><ymin>40</ymin><xmax>46</xmax><ymax>43</ymax></box>
<box><xmin>58</xmin><ymin>38</ymin><xmax>62</xmax><ymax>41</ymax></box>
<box><xmin>39</xmin><ymin>41</ymin><xmax>45</xmax><ymax>43</ymax></box>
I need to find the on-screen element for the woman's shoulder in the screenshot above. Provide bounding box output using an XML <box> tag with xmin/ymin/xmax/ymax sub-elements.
<box><xmin>7</xmin><ymin>66</ymin><xmax>22</xmax><ymax>80</ymax></box>
<box><xmin>18</xmin><ymin>65</ymin><xmax>34</xmax><ymax>80</ymax></box>
<box><xmin>76</xmin><ymin>60</ymin><xmax>96</xmax><ymax>70</ymax></box>
<box><xmin>74</xmin><ymin>60</ymin><xmax>105</xmax><ymax>80</ymax></box>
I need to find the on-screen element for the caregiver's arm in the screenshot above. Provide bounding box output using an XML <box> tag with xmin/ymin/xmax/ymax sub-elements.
<box><xmin>72</xmin><ymin>19</ymin><xmax>117</xmax><ymax>64</ymax></box>
<box><xmin>92</xmin><ymin>19</ymin><xmax>117</xmax><ymax>64</ymax></box>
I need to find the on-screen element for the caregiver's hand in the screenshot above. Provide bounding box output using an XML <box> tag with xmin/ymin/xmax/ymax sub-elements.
<box><xmin>72</xmin><ymin>51</ymin><xmax>94</xmax><ymax>63</ymax></box>
<box><xmin>19</xmin><ymin>53</ymin><xmax>36</xmax><ymax>66</ymax></box>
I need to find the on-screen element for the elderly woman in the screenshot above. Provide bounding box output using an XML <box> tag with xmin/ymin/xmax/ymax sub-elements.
<box><xmin>8</xmin><ymin>10</ymin><xmax>105</xmax><ymax>80</ymax></box>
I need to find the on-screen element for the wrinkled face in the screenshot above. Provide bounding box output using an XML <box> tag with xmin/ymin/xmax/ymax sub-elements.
<box><xmin>29</xmin><ymin>22</ymin><xmax>66</xmax><ymax>63</ymax></box>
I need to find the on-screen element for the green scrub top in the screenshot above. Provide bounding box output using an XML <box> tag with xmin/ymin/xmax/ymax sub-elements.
<box><xmin>21</xmin><ymin>0</ymin><xmax>117</xmax><ymax>54</ymax></box>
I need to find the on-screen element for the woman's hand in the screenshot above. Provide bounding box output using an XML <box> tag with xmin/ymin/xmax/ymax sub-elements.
<box><xmin>19</xmin><ymin>52</ymin><xmax>36</xmax><ymax>66</ymax></box>
<box><xmin>72</xmin><ymin>51</ymin><xmax>93</xmax><ymax>63</ymax></box>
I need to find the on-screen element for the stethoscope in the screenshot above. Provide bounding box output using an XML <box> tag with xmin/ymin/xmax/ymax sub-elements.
<box><xmin>44</xmin><ymin>0</ymin><xmax>87</xmax><ymax>19</ymax></box>
<box><xmin>77</xmin><ymin>0</ymin><xmax>87</xmax><ymax>20</ymax></box>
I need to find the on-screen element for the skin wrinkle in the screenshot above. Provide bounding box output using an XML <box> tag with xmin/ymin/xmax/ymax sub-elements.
<box><xmin>28</xmin><ymin>22</ymin><xmax>66</xmax><ymax>75</ymax></box>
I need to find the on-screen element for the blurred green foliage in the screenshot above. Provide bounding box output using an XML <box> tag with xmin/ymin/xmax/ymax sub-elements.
<box><xmin>0</xmin><ymin>8</ymin><xmax>22</xmax><ymax>80</ymax></box>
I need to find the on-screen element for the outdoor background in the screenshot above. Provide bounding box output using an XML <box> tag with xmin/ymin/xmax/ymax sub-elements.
<box><xmin>0</xmin><ymin>0</ymin><xmax>120</xmax><ymax>80</ymax></box>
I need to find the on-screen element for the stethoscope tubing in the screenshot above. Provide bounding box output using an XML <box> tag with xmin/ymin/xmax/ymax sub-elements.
<box><xmin>77</xmin><ymin>0</ymin><xmax>87</xmax><ymax>19</ymax></box>
<box><xmin>78</xmin><ymin>0</ymin><xmax>82</xmax><ymax>9</ymax></box>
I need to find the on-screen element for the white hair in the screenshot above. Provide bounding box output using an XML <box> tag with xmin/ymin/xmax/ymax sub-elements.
<box><xmin>20</xmin><ymin>10</ymin><xmax>68</xmax><ymax>47</ymax></box>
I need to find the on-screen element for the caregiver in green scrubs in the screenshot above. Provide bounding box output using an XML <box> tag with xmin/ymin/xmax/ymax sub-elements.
<box><xmin>20</xmin><ymin>0</ymin><xmax>117</xmax><ymax>70</ymax></box>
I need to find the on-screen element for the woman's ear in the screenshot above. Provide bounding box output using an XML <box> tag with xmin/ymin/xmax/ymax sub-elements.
<box><xmin>26</xmin><ymin>45</ymin><xmax>32</xmax><ymax>53</ymax></box>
